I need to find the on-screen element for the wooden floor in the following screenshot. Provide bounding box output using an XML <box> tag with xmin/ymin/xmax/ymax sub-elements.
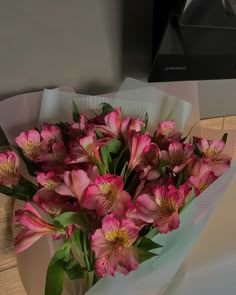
<box><xmin>0</xmin><ymin>116</ymin><xmax>236</xmax><ymax>294</ymax></box>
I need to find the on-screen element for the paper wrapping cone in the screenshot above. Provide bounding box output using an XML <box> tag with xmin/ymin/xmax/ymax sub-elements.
<box><xmin>1</xmin><ymin>78</ymin><xmax>235</xmax><ymax>295</ymax></box>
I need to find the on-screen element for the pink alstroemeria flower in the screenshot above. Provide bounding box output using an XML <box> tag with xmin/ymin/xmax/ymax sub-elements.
<box><xmin>37</xmin><ymin>171</ymin><xmax>61</xmax><ymax>190</ymax></box>
<box><xmin>67</xmin><ymin>114</ymin><xmax>89</xmax><ymax>138</ymax></box>
<box><xmin>194</xmin><ymin>137</ymin><xmax>231</xmax><ymax>176</ymax></box>
<box><xmin>15</xmin><ymin>130</ymin><xmax>44</xmax><ymax>161</ymax></box>
<box><xmin>137</xmin><ymin>143</ymin><xmax>162</xmax><ymax>180</ymax></box>
<box><xmin>188</xmin><ymin>171</ymin><xmax>217</xmax><ymax>196</ymax></box>
<box><xmin>91</xmin><ymin>214</ymin><xmax>139</xmax><ymax>277</ymax></box>
<box><xmin>128</xmin><ymin>132</ymin><xmax>152</xmax><ymax>172</ymax></box>
<box><xmin>121</xmin><ymin>117</ymin><xmax>145</xmax><ymax>142</ymax></box>
<box><xmin>14</xmin><ymin>202</ymin><xmax>62</xmax><ymax>253</ymax></box>
<box><xmin>136</xmin><ymin>186</ymin><xmax>187</xmax><ymax>234</ymax></box>
<box><xmin>55</xmin><ymin>170</ymin><xmax>91</xmax><ymax>203</ymax></box>
<box><xmin>67</xmin><ymin>135</ymin><xmax>109</xmax><ymax>164</ymax></box>
<box><xmin>0</xmin><ymin>151</ymin><xmax>21</xmax><ymax>186</ymax></box>
<box><xmin>83</xmin><ymin>174</ymin><xmax>131</xmax><ymax>216</ymax></box>
<box><xmin>33</xmin><ymin>189</ymin><xmax>76</xmax><ymax>216</ymax></box>
<box><xmin>39</xmin><ymin>142</ymin><xmax>67</xmax><ymax>162</ymax></box>
<box><xmin>33</xmin><ymin>171</ymin><xmax>75</xmax><ymax>216</ymax></box>
<box><xmin>41</xmin><ymin>123</ymin><xmax>62</xmax><ymax>144</ymax></box>
<box><xmin>96</xmin><ymin>108</ymin><xmax>122</xmax><ymax>138</ymax></box>
<box><xmin>166</xmin><ymin>141</ymin><xmax>194</xmax><ymax>173</ymax></box>
<box><xmin>156</xmin><ymin>120</ymin><xmax>181</xmax><ymax>148</ymax></box>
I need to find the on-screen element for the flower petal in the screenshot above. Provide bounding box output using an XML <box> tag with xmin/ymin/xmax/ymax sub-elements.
<box><xmin>136</xmin><ymin>194</ymin><xmax>158</xmax><ymax>223</ymax></box>
<box><xmin>102</xmin><ymin>214</ymin><xmax>120</xmax><ymax>233</ymax></box>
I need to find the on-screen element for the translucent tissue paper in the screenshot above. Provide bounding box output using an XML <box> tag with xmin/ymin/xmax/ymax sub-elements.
<box><xmin>1</xmin><ymin>78</ymin><xmax>236</xmax><ymax>295</ymax></box>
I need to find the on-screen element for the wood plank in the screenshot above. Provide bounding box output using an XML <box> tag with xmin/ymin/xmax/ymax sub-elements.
<box><xmin>0</xmin><ymin>195</ymin><xmax>17</xmax><ymax>272</ymax></box>
<box><xmin>199</xmin><ymin>117</ymin><xmax>224</xmax><ymax>129</ymax></box>
<box><xmin>0</xmin><ymin>267</ymin><xmax>26</xmax><ymax>295</ymax></box>
<box><xmin>223</xmin><ymin>115</ymin><xmax>236</xmax><ymax>130</ymax></box>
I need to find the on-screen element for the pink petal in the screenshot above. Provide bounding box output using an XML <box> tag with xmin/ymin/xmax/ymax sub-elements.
<box><xmin>136</xmin><ymin>194</ymin><xmax>158</xmax><ymax>223</ymax></box>
<box><xmin>79</xmin><ymin>135</ymin><xmax>94</xmax><ymax>152</ymax></box>
<box><xmin>91</xmin><ymin>229</ymin><xmax>111</xmax><ymax>258</ymax></box>
<box><xmin>120</xmin><ymin>117</ymin><xmax>131</xmax><ymax>140</ymax></box>
<box><xmin>156</xmin><ymin>210</ymin><xmax>180</xmax><ymax>234</ymax></box>
<box><xmin>119</xmin><ymin>247</ymin><xmax>139</xmax><ymax>273</ymax></box>
<box><xmin>62</xmin><ymin>170</ymin><xmax>91</xmax><ymax>201</ymax></box>
<box><xmin>23</xmin><ymin>202</ymin><xmax>42</xmax><ymax>219</ymax></box>
<box><xmin>120</xmin><ymin>218</ymin><xmax>139</xmax><ymax>244</ymax></box>
<box><xmin>102</xmin><ymin>214</ymin><xmax>120</xmax><ymax>233</ymax></box>
<box><xmin>83</xmin><ymin>185</ymin><xmax>101</xmax><ymax>210</ymax></box>
<box><xmin>209</xmin><ymin>139</ymin><xmax>225</xmax><ymax>154</ymax></box>
<box><xmin>104</xmin><ymin>108</ymin><xmax>121</xmax><ymax>137</ymax></box>
<box><xmin>15</xmin><ymin>132</ymin><xmax>28</xmax><ymax>148</ymax></box>
<box><xmin>211</xmin><ymin>156</ymin><xmax>231</xmax><ymax>176</ymax></box>
<box><xmin>169</xmin><ymin>141</ymin><xmax>183</xmax><ymax>156</ymax></box>
<box><xmin>27</xmin><ymin>130</ymin><xmax>41</xmax><ymax>145</ymax></box>
<box><xmin>95</xmin><ymin>254</ymin><xmax>118</xmax><ymax>278</ymax></box>
<box><xmin>111</xmin><ymin>191</ymin><xmax>131</xmax><ymax>216</ymax></box>
<box><xmin>55</xmin><ymin>183</ymin><xmax>74</xmax><ymax>196</ymax></box>
<box><xmin>15</xmin><ymin>229</ymin><xmax>45</xmax><ymax>254</ymax></box>
<box><xmin>195</xmin><ymin>137</ymin><xmax>209</xmax><ymax>153</ymax></box>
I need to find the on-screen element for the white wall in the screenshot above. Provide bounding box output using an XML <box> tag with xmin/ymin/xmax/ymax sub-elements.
<box><xmin>0</xmin><ymin>0</ymin><xmax>122</xmax><ymax>98</ymax></box>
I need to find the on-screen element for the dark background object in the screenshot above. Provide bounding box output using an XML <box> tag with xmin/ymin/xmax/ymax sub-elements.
<box><xmin>149</xmin><ymin>0</ymin><xmax>236</xmax><ymax>82</ymax></box>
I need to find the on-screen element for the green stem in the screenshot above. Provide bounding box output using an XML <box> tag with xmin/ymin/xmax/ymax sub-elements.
<box><xmin>72</xmin><ymin>235</ymin><xmax>86</xmax><ymax>268</ymax></box>
<box><xmin>87</xmin><ymin>271</ymin><xmax>95</xmax><ymax>290</ymax></box>
<box><xmin>20</xmin><ymin>177</ymin><xmax>38</xmax><ymax>190</ymax></box>
<box><xmin>82</xmin><ymin>232</ymin><xmax>91</xmax><ymax>271</ymax></box>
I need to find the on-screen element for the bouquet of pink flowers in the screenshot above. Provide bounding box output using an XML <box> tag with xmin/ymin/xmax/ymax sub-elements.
<box><xmin>0</xmin><ymin>98</ymin><xmax>232</xmax><ymax>295</ymax></box>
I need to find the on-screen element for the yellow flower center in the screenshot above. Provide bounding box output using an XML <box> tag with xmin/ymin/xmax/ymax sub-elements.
<box><xmin>157</xmin><ymin>196</ymin><xmax>176</xmax><ymax>214</ymax></box>
<box><xmin>105</xmin><ymin>228</ymin><xmax>132</xmax><ymax>247</ymax></box>
<box><xmin>99</xmin><ymin>183</ymin><xmax>118</xmax><ymax>201</ymax></box>
<box><xmin>0</xmin><ymin>160</ymin><xmax>14</xmax><ymax>174</ymax></box>
<box><xmin>204</xmin><ymin>148</ymin><xmax>219</xmax><ymax>160</ymax></box>
<box><xmin>45</xmin><ymin>179</ymin><xmax>57</xmax><ymax>190</ymax></box>
<box><xmin>163</xmin><ymin>128</ymin><xmax>173</xmax><ymax>137</ymax></box>
<box><xmin>24</xmin><ymin>141</ymin><xmax>40</xmax><ymax>158</ymax></box>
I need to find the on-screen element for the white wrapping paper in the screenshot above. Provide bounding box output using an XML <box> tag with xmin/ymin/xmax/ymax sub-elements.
<box><xmin>1</xmin><ymin>78</ymin><xmax>236</xmax><ymax>295</ymax></box>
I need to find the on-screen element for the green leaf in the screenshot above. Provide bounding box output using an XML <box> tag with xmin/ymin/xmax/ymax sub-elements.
<box><xmin>100</xmin><ymin>102</ymin><xmax>114</xmax><ymax>115</ymax></box>
<box><xmin>144</xmin><ymin>112</ymin><xmax>148</xmax><ymax>127</ymax></box>
<box><xmin>135</xmin><ymin>247</ymin><xmax>158</xmax><ymax>264</ymax></box>
<box><xmin>106</xmin><ymin>139</ymin><xmax>122</xmax><ymax>154</ymax></box>
<box><xmin>181</xmin><ymin>187</ymin><xmax>195</xmax><ymax>212</ymax></box>
<box><xmin>112</xmin><ymin>146</ymin><xmax>128</xmax><ymax>174</ymax></box>
<box><xmin>145</xmin><ymin>227</ymin><xmax>159</xmax><ymax>239</ymax></box>
<box><xmin>141</xmin><ymin>124</ymin><xmax>146</xmax><ymax>135</ymax></box>
<box><xmin>72</xmin><ymin>100</ymin><xmax>80</xmax><ymax>122</ymax></box>
<box><xmin>193</xmin><ymin>141</ymin><xmax>202</xmax><ymax>157</ymax></box>
<box><xmin>56</xmin><ymin>122</ymin><xmax>69</xmax><ymax>143</ymax></box>
<box><xmin>222</xmin><ymin>133</ymin><xmax>228</xmax><ymax>144</ymax></box>
<box><xmin>95</xmin><ymin>129</ymin><xmax>104</xmax><ymax>139</ymax></box>
<box><xmin>138</xmin><ymin>237</ymin><xmax>162</xmax><ymax>251</ymax></box>
<box><xmin>120</xmin><ymin>162</ymin><xmax>128</xmax><ymax>180</ymax></box>
<box><xmin>100</xmin><ymin>146</ymin><xmax>111</xmax><ymax>173</ymax></box>
<box><xmin>53</xmin><ymin>212</ymin><xmax>86</xmax><ymax>228</ymax></box>
<box><xmin>0</xmin><ymin>184</ymin><xmax>28</xmax><ymax>201</ymax></box>
<box><xmin>63</xmin><ymin>259</ymin><xmax>86</xmax><ymax>280</ymax></box>
<box><xmin>45</xmin><ymin>260</ymin><xmax>64</xmax><ymax>295</ymax></box>
<box><xmin>165</xmin><ymin>110</ymin><xmax>174</xmax><ymax>121</ymax></box>
<box><xmin>179</xmin><ymin>122</ymin><xmax>198</xmax><ymax>143</ymax></box>
<box><xmin>13</xmin><ymin>146</ymin><xmax>38</xmax><ymax>176</ymax></box>
<box><xmin>176</xmin><ymin>171</ymin><xmax>184</xmax><ymax>188</ymax></box>
<box><xmin>160</xmin><ymin>160</ymin><xmax>168</xmax><ymax>178</ymax></box>
<box><xmin>93</xmin><ymin>156</ymin><xmax>106</xmax><ymax>176</ymax></box>
<box><xmin>45</xmin><ymin>241</ymin><xmax>71</xmax><ymax>295</ymax></box>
